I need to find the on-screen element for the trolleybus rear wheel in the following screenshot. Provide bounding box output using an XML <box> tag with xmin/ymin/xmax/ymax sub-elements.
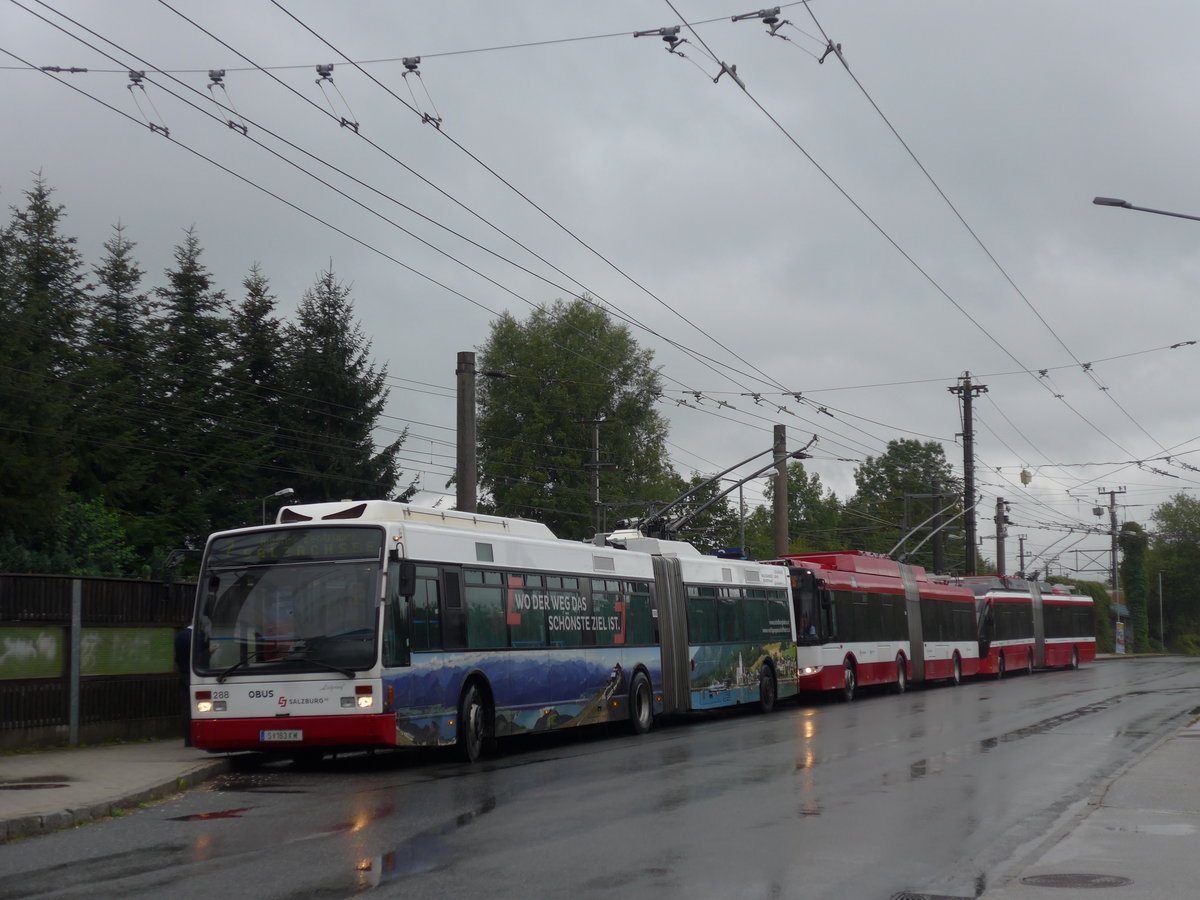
<box><xmin>759</xmin><ymin>665</ymin><xmax>777</xmax><ymax>714</ymax></box>
<box><xmin>1071</xmin><ymin>647</ymin><xmax>1080</xmax><ymax>670</ymax></box>
<box><xmin>894</xmin><ymin>656</ymin><xmax>908</xmax><ymax>694</ymax></box>
<box><xmin>629</xmin><ymin>671</ymin><xmax>654</xmax><ymax>735</ymax></box>
<box><xmin>996</xmin><ymin>655</ymin><xmax>1006</xmax><ymax>680</ymax></box>
<box><xmin>1026</xmin><ymin>651</ymin><xmax>1034</xmax><ymax>676</ymax></box>
<box><xmin>952</xmin><ymin>654</ymin><xmax>963</xmax><ymax>686</ymax></box>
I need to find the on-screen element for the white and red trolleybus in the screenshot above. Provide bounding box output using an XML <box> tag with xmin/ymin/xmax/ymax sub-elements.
<box><xmin>772</xmin><ymin>551</ymin><xmax>981</xmax><ymax>700</ymax></box>
<box><xmin>187</xmin><ymin>500</ymin><xmax>798</xmax><ymax>761</ymax></box>
<box><xmin>959</xmin><ymin>576</ymin><xmax>1096</xmax><ymax>676</ymax></box>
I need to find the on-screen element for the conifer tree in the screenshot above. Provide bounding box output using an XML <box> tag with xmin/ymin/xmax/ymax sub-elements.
<box><xmin>0</xmin><ymin>179</ymin><xmax>86</xmax><ymax>534</ymax></box>
<box><xmin>140</xmin><ymin>228</ymin><xmax>236</xmax><ymax>551</ymax></box>
<box><xmin>226</xmin><ymin>264</ymin><xmax>290</xmax><ymax>512</ymax></box>
<box><xmin>73</xmin><ymin>223</ymin><xmax>155</xmax><ymax>516</ymax></box>
<box><xmin>278</xmin><ymin>267</ymin><xmax>404</xmax><ymax>503</ymax></box>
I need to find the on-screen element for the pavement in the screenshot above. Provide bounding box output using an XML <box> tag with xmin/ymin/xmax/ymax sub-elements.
<box><xmin>0</xmin><ymin>740</ymin><xmax>231</xmax><ymax>843</ymax></box>
<box><xmin>0</xmin><ymin>681</ymin><xmax>1197</xmax><ymax>900</ymax></box>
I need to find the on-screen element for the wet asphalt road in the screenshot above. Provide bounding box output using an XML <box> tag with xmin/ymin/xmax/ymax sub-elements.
<box><xmin>3</xmin><ymin>657</ymin><xmax>1199</xmax><ymax>900</ymax></box>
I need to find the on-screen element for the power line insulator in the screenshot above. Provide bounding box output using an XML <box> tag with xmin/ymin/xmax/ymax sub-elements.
<box><xmin>208</xmin><ymin>69</ymin><xmax>226</xmax><ymax>87</ymax></box>
<box><xmin>315</xmin><ymin>64</ymin><xmax>334</xmax><ymax>82</ymax></box>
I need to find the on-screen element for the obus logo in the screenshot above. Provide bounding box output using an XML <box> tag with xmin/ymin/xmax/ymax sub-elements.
<box><xmin>247</xmin><ymin>689</ymin><xmax>274</xmax><ymax>699</ymax></box>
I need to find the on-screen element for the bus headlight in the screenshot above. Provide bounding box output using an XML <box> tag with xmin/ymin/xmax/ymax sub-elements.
<box><xmin>196</xmin><ymin>700</ymin><xmax>213</xmax><ymax>713</ymax></box>
<box><xmin>357</xmin><ymin>695</ymin><xmax>374</xmax><ymax>709</ymax></box>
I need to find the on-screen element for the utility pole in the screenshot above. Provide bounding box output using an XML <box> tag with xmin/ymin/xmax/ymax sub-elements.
<box><xmin>994</xmin><ymin>497</ymin><xmax>1009</xmax><ymax>575</ymax></box>
<box><xmin>931</xmin><ymin>478</ymin><xmax>945</xmax><ymax>574</ymax></box>
<box><xmin>1099</xmin><ymin>486</ymin><xmax>1126</xmax><ymax>628</ymax></box>
<box><xmin>949</xmin><ymin>373</ymin><xmax>987</xmax><ymax>575</ymax></box>
<box><xmin>773</xmin><ymin>424</ymin><xmax>789</xmax><ymax>557</ymax></box>
<box><xmin>1017</xmin><ymin>534</ymin><xmax>1028</xmax><ymax>578</ymax></box>
<box><xmin>1098</xmin><ymin>487</ymin><xmax>1125</xmax><ymax>588</ymax></box>
<box><xmin>584</xmin><ymin>417</ymin><xmax>615</xmax><ymax>535</ymax></box>
<box><xmin>455</xmin><ymin>351</ymin><xmax>477</xmax><ymax>513</ymax></box>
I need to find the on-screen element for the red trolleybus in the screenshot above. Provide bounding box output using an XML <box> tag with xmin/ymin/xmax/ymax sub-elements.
<box><xmin>187</xmin><ymin>500</ymin><xmax>798</xmax><ymax>761</ymax></box>
<box><xmin>774</xmin><ymin>551</ymin><xmax>980</xmax><ymax>700</ymax></box>
<box><xmin>962</xmin><ymin>576</ymin><xmax>1096</xmax><ymax>675</ymax></box>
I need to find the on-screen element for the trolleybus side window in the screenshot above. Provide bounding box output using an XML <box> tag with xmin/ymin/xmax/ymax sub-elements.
<box><xmin>625</xmin><ymin>581</ymin><xmax>654</xmax><ymax>645</ymax></box>
<box><xmin>508</xmin><ymin>573</ymin><xmax>548</xmax><ymax>648</ymax></box>
<box><xmin>464</xmin><ymin>569</ymin><xmax>506</xmax><ymax>649</ymax></box>
<box><xmin>717</xmin><ymin>588</ymin><xmax>741</xmax><ymax>641</ymax></box>
<box><xmin>686</xmin><ymin>586</ymin><xmax>719</xmax><ymax>643</ymax></box>
<box><xmin>411</xmin><ymin>566</ymin><xmax>442</xmax><ymax>651</ymax></box>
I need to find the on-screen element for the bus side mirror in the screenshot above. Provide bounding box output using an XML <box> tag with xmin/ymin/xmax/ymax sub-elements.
<box><xmin>396</xmin><ymin>561</ymin><xmax>416</xmax><ymax>598</ymax></box>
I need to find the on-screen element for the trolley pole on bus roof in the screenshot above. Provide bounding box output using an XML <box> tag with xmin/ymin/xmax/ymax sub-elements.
<box><xmin>456</xmin><ymin>351</ymin><xmax>478</xmax><ymax>513</ymax></box>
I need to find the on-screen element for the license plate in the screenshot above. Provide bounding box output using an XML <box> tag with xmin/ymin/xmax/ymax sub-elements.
<box><xmin>260</xmin><ymin>730</ymin><xmax>303</xmax><ymax>742</ymax></box>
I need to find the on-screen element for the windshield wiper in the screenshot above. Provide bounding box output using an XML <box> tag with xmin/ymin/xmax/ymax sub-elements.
<box><xmin>217</xmin><ymin>649</ymin><xmax>275</xmax><ymax>683</ymax></box>
<box><xmin>215</xmin><ymin>647</ymin><xmax>355</xmax><ymax>681</ymax></box>
<box><xmin>295</xmin><ymin>656</ymin><xmax>355</xmax><ymax>678</ymax></box>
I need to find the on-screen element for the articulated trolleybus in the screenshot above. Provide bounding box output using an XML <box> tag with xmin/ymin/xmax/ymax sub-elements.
<box><xmin>776</xmin><ymin>551</ymin><xmax>983</xmax><ymax>700</ymax></box>
<box><xmin>959</xmin><ymin>575</ymin><xmax>1097</xmax><ymax>676</ymax></box>
<box><xmin>188</xmin><ymin>500</ymin><xmax>798</xmax><ymax>760</ymax></box>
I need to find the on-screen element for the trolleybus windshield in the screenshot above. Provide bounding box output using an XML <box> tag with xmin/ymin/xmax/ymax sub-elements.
<box><xmin>195</xmin><ymin>526</ymin><xmax>384</xmax><ymax>678</ymax></box>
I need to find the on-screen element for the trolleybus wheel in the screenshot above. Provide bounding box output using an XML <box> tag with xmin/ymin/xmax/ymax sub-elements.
<box><xmin>842</xmin><ymin>660</ymin><xmax>857</xmax><ymax>702</ymax></box>
<box><xmin>894</xmin><ymin>656</ymin><xmax>908</xmax><ymax>694</ymax></box>
<box><xmin>1071</xmin><ymin>647</ymin><xmax>1079</xmax><ymax>670</ymax></box>
<box><xmin>1026</xmin><ymin>651</ymin><xmax>1034</xmax><ymax>676</ymax></box>
<box><xmin>629</xmin><ymin>671</ymin><xmax>654</xmax><ymax>735</ymax></box>
<box><xmin>996</xmin><ymin>655</ymin><xmax>1006</xmax><ymax>680</ymax></box>
<box><xmin>458</xmin><ymin>682</ymin><xmax>492</xmax><ymax>763</ymax></box>
<box><xmin>758</xmin><ymin>665</ymin><xmax>777</xmax><ymax>714</ymax></box>
<box><xmin>952</xmin><ymin>654</ymin><xmax>963</xmax><ymax>686</ymax></box>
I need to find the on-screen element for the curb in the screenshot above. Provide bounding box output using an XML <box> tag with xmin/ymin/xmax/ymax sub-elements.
<box><xmin>0</xmin><ymin>756</ymin><xmax>232</xmax><ymax>844</ymax></box>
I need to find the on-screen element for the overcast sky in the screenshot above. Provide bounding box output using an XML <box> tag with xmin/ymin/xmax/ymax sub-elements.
<box><xmin>5</xmin><ymin>0</ymin><xmax>1200</xmax><ymax>578</ymax></box>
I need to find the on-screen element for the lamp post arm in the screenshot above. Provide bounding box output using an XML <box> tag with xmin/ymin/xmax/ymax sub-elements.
<box><xmin>1093</xmin><ymin>197</ymin><xmax>1200</xmax><ymax>222</ymax></box>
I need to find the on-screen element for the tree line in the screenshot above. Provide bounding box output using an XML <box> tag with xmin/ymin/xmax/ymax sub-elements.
<box><xmin>8</xmin><ymin>179</ymin><xmax>1198</xmax><ymax>655</ymax></box>
<box><xmin>1</xmin><ymin>179</ymin><xmax>403</xmax><ymax>575</ymax></box>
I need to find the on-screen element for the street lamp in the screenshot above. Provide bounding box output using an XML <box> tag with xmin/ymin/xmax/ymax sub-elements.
<box><xmin>261</xmin><ymin>487</ymin><xmax>295</xmax><ymax>524</ymax></box>
<box><xmin>1093</xmin><ymin>196</ymin><xmax>1200</xmax><ymax>222</ymax></box>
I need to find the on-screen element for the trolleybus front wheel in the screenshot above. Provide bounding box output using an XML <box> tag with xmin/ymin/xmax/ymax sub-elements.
<box><xmin>629</xmin><ymin>671</ymin><xmax>654</xmax><ymax>735</ymax></box>
<box><xmin>842</xmin><ymin>660</ymin><xmax>857</xmax><ymax>702</ymax></box>
<box><xmin>1071</xmin><ymin>647</ymin><xmax>1080</xmax><ymax>670</ymax></box>
<box><xmin>894</xmin><ymin>656</ymin><xmax>908</xmax><ymax>694</ymax></box>
<box><xmin>758</xmin><ymin>665</ymin><xmax>777</xmax><ymax>714</ymax></box>
<box><xmin>996</xmin><ymin>655</ymin><xmax>1006</xmax><ymax>680</ymax></box>
<box><xmin>952</xmin><ymin>654</ymin><xmax>963</xmax><ymax>686</ymax></box>
<box><xmin>458</xmin><ymin>682</ymin><xmax>493</xmax><ymax>763</ymax></box>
